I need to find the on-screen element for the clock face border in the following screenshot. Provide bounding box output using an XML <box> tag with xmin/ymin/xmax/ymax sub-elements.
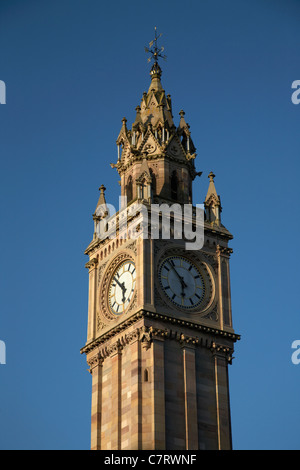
<box><xmin>108</xmin><ymin>260</ymin><xmax>136</xmax><ymax>316</ymax></box>
<box><xmin>156</xmin><ymin>249</ymin><xmax>216</xmax><ymax>316</ymax></box>
<box><xmin>99</xmin><ymin>251</ymin><xmax>137</xmax><ymax>322</ymax></box>
<box><xmin>158</xmin><ymin>255</ymin><xmax>206</xmax><ymax>310</ymax></box>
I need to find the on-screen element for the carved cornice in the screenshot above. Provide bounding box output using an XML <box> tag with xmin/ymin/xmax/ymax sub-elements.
<box><xmin>87</xmin><ymin>353</ymin><xmax>104</xmax><ymax>373</ymax></box>
<box><xmin>216</xmin><ymin>244</ymin><xmax>233</xmax><ymax>258</ymax></box>
<box><xmin>85</xmin><ymin>257</ymin><xmax>98</xmax><ymax>271</ymax></box>
<box><xmin>80</xmin><ymin>309</ymin><xmax>240</xmax><ymax>357</ymax></box>
<box><xmin>210</xmin><ymin>341</ymin><xmax>234</xmax><ymax>364</ymax></box>
<box><xmin>85</xmin><ymin>321</ymin><xmax>236</xmax><ymax>373</ymax></box>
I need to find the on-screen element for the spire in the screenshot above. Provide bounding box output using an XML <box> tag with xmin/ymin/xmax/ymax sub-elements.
<box><xmin>132</xmin><ymin>106</ymin><xmax>143</xmax><ymax>130</ymax></box>
<box><xmin>205</xmin><ymin>172</ymin><xmax>222</xmax><ymax>225</ymax></box>
<box><xmin>177</xmin><ymin>110</ymin><xmax>189</xmax><ymax>134</ymax></box>
<box><xmin>95</xmin><ymin>185</ymin><xmax>109</xmax><ymax>219</ymax></box>
<box><xmin>110</xmin><ymin>31</ymin><xmax>201</xmax><ymax>206</ymax></box>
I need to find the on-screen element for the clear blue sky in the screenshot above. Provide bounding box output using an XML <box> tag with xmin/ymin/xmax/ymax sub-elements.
<box><xmin>0</xmin><ymin>0</ymin><xmax>299</xmax><ymax>450</ymax></box>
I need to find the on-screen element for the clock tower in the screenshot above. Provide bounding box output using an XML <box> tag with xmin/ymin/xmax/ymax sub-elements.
<box><xmin>81</xmin><ymin>35</ymin><xmax>240</xmax><ymax>451</ymax></box>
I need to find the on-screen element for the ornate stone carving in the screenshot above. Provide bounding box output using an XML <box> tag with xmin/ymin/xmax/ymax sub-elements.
<box><xmin>97</xmin><ymin>318</ymin><xmax>107</xmax><ymax>332</ymax></box>
<box><xmin>87</xmin><ymin>353</ymin><xmax>104</xmax><ymax>374</ymax></box>
<box><xmin>98</xmin><ymin>261</ymin><xmax>108</xmax><ymax>286</ymax></box>
<box><xmin>140</xmin><ymin>326</ymin><xmax>152</xmax><ymax>350</ymax></box>
<box><xmin>85</xmin><ymin>257</ymin><xmax>98</xmax><ymax>271</ymax></box>
<box><xmin>202</xmin><ymin>303</ymin><xmax>219</xmax><ymax>322</ymax></box>
<box><xmin>210</xmin><ymin>341</ymin><xmax>234</xmax><ymax>364</ymax></box>
<box><xmin>126</xmin><ymin>241</ymin><xmax>137</xmax><ymax>256</ymax></box>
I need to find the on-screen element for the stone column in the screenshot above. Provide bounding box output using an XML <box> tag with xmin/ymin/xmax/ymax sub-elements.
<box><xmin>182</xmin><ymin>344</ymin><xmax>199</xmax><ymax>450</ymax></box>
<box><xmin>90</xmin><ymin>355</ymin><xmax>103</xmax><ymax>450</ymax></box>
<box><xmin>130</xmin><ymin>333</ymin><xmax>142</xmax><ymax>449</ymax></box>
<box><xmin>111</xmin><ymin>344</ymin><xmax>122</xmax><ymax>449</ymax></box>
<box><xmin>86</xmin><ymin>258</ymin><xmax>98</xmax><ymax>343</ymax></box>
<box><xmin>213</xmin><ymin>349</ymin><xmax>232</xmax><ymax>450</ymax></box>
<box><xmin>216</xmin><ymin>245</ymin><xmax>233</xmax><ymax>328</ymax></box>
<box><xmin>152</xmin><ymin>336</ymin><xmax>166</xmax><ymax>449</ymax></box>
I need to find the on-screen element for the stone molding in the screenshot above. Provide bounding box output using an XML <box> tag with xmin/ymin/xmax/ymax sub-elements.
<box><xmin>83</xmin><ymin>310</ymin><xmax>240</xmax><ymax>371</ymax></box>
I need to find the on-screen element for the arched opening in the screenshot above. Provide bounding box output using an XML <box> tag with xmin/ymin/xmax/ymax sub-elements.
<box><xmin>150</xmin><ymin>169</ymin><xmax>156</xmax><ymax>197</ymax></box>
<box><xmin>140</xmin><ymin>178</ymin><xmax>146</xmax><ymax>199</ymax></box>
<box><xmin>126</xmin><ymin>176</ymin><xmax>133</xmax><ymax>203</ymax></box>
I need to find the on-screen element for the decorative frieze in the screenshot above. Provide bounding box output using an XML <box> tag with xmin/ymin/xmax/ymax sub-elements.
<box><xmin>85</xmin><ymin>320</ymin><xmax>237</xmax><ymax>373</ymax></box>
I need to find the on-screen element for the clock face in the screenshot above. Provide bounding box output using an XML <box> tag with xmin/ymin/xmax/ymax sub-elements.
<box><xmin>158</xmin><ymin>256</ymin><xmax>205</xmax><ymax>309</ymax></box>
<box><xmin>108</xmin><ymin>260</ymin><xmax>136</xmax><ymax>315</ymax></box>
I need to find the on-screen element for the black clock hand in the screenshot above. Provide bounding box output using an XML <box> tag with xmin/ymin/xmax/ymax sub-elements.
<box><xmin>168</xmin><ymin>261</ymin><xmax>187</xmax><ymax>287</ymax></box>
<box><xmin>113</xmin><ymin>276</ymin><xmax>127</xmax><ymax>295</ymax></box>
<box><xmin>168</xmin><ymin>261</ymin><xmax>187</xmax><ymax>291</ymax></box>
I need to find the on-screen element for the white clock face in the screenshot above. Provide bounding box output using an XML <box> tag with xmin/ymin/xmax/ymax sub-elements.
<box><xmin>159</xmin><ymin>256</ymin><xmax>205</xmax><ymax>309</ymax></box>
<box><xmin>108</xmin><ymin>260</ymin><xmax>136</xmax><ymax>315</ymax></box>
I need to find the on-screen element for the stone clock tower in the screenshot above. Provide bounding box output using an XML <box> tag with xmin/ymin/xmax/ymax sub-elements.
<box><xmin>81</xmin><ymin>38</ymin><xmax>240</xmax><ymax>451</ymax></box>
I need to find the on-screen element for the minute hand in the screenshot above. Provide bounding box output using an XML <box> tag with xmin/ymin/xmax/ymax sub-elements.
<box><xmin>114</xmin><ymin>276</ymin><xmax>126</xmax><ymax>292</ymax></box>
<box><xmin>168</xmin><ymin>262</ymin><xmax>187</xmax><ymax>289</ymax></box>
<box><xmin>114</xmin><ymin>276</ymin><xmax>127</xmax><ymax>303</ymax></box>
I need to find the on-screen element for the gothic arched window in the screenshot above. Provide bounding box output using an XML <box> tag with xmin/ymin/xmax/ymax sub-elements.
<box><xmin>140</xmin><ymin>178</ymin><xmax>146</xmax><ymax>199</ymax></box>
<box><xmin>126</xmin><ymin>176</ymin><xmax>133</xmax><ymax>202</ymax></box>
<box><xmin>150</xmin><ymin>169</ymin><xmax>156</xmax><ymax>197</ymax></box>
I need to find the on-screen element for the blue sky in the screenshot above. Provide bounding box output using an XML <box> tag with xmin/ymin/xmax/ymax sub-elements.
<box><xmin>0</xmin><ymin>0</ymin><xmax>299</xmax><ymax>450</ymax></box>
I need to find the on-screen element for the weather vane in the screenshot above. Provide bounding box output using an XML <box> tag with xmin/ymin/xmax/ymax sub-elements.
<box><xmin>144</xmin><ymin>27</ymin><xmax>167</xmax><ymax>65</ymax></box>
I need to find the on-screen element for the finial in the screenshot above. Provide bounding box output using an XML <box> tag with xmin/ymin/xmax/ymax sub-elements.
<box><xmin>208</xmin><ymin>171</ymin><xmax>215</xmax><ymax>182</ymax></box>
<box><xmin>144</xmin><ymin>27</ymin><xmax>167</xmax><ymax>73</ymax></box>
<box><xmin>95</xmin><ymin>185</ymin><xmax>109</xmax><ymax>220</ymax></box>
<box><xmin>179</xmin><ymin>110</ymin><xmax>185</xmax><ymax>118</ymax></box>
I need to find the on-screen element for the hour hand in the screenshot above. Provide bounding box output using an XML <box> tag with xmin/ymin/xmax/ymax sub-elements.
<box><xmin>168</xmin><ymin>261</ymin><xmax>187</xmax><ymax>290</ymax></box>
<box><xmin>114</xmin><ymin>276</ymin><xmax>126</xmax><ymax>292</ymax></box>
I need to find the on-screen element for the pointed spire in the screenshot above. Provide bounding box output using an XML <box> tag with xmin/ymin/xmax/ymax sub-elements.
<box><xmin>132</xmin><ymin>106</ymin><xmax>143</xmax><ymax>130</ymax></box>
<box><xmin>205</xmin><ymin>172</ymin><xmax>217</xmax><ymax>200</ymax></box>
<box><xmin>95</xmin><ymin>185</ymin><xmax>109</xmax><ymax>219</ymax></box>
<box><xmin>205</xmin><ymin>172</ymin><xmax>222</xmax><ymax>225</ymax></box>
<box><xmin>178</xmin><ymin>110</ymin><xmax>189</xmax><ymax>133</ymax></box>
<box><xmin>116</xmin><ymin>116</ymin><xmax>130</xmax><ymax>148</ymax></box>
